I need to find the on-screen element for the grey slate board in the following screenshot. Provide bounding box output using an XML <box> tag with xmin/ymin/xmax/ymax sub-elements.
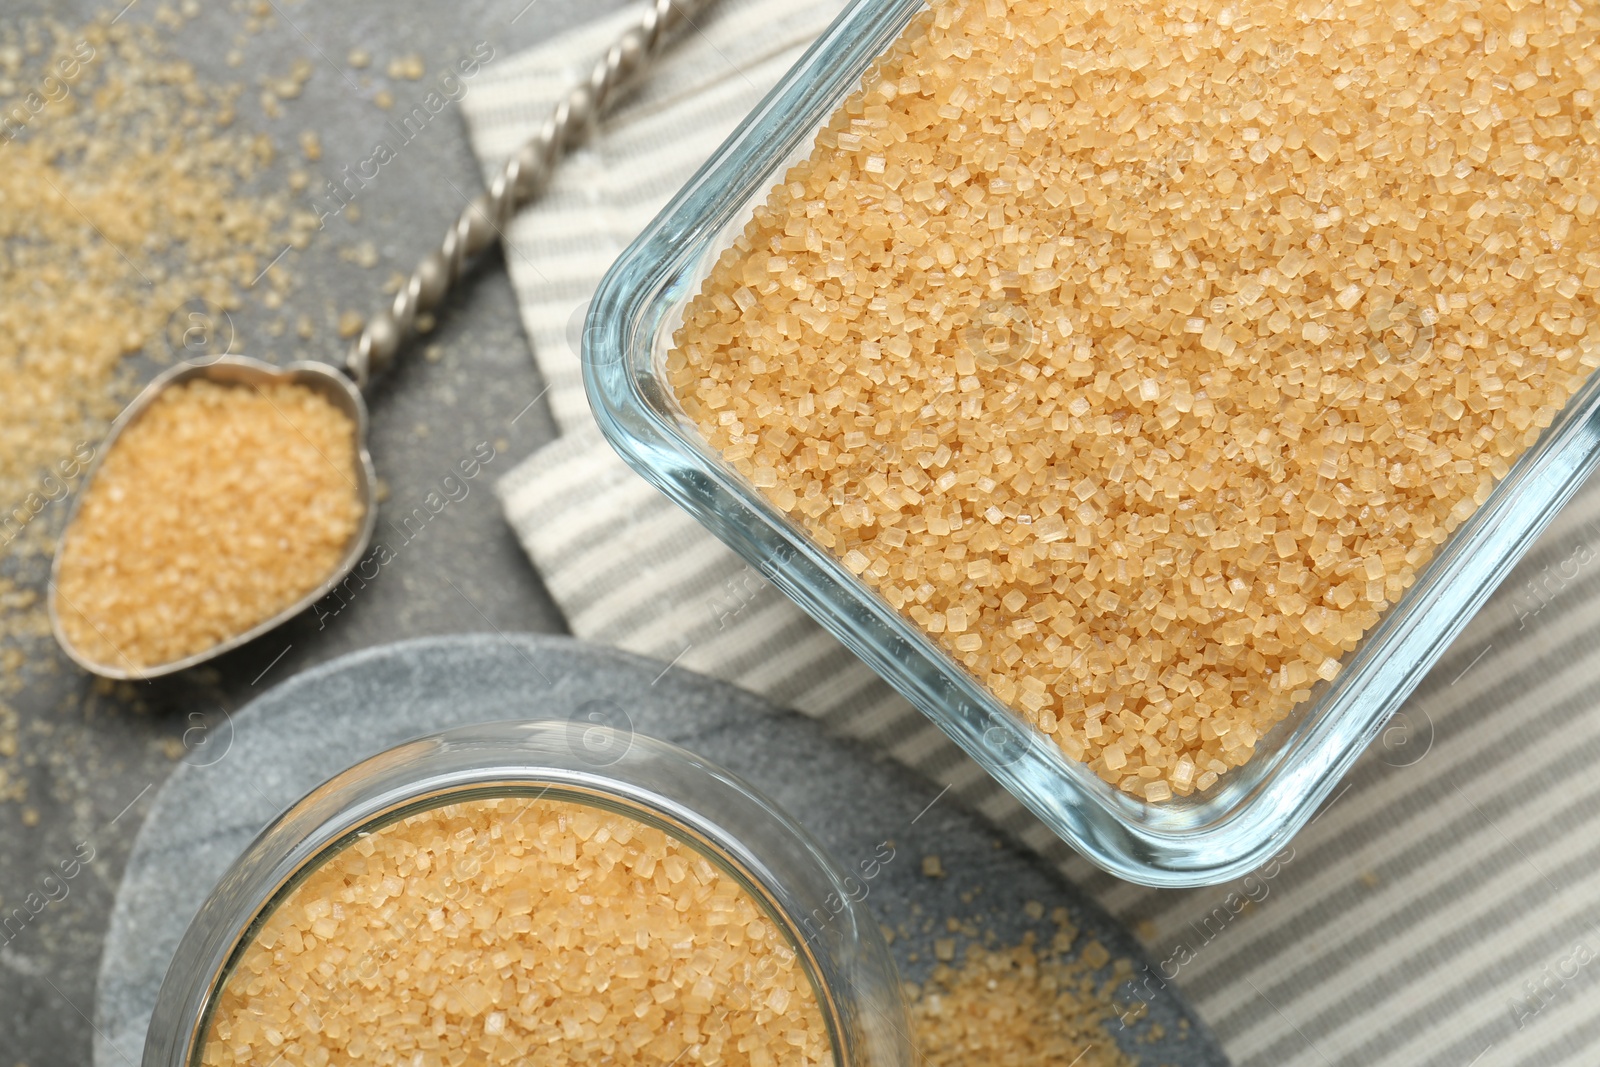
<box><xmin>95</xmin><ymin>634</ymin><xmax>1228</xmax><ymax>1066</ymax></box>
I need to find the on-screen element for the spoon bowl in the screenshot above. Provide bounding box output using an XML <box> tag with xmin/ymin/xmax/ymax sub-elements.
<box><xmin>48</xmin><ymin>356</ymin><xmax>377</xmax><ymax>680</ymax></box>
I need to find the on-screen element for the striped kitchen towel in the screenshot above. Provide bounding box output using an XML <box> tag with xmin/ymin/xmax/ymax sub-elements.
<box><xmin>463</xmin><ymin>4</ymin><xmax>1600</xmax><ymax>1065</ymax></box>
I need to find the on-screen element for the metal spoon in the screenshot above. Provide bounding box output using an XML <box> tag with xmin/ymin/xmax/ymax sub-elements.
<box><xmin>48</xmin><ymin>0</ymin><xmax>713</xmax><ymax>679</ymax></box>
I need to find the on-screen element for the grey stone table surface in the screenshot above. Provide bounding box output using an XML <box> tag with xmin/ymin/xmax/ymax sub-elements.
<box><xmin>0</xmin><ymin>1</ymin><xmax>632</xmax><ymax>1063</ymax></box>
<box><xmin>97</xmin><ymin>634</ymin><xmax>1228</xmax><ymax>1066</ymax></box>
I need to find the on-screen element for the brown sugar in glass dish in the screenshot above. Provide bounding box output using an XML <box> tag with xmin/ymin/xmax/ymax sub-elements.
<box><xmin>664</xmin><ymin>0</ymin><xmax>1600</xmax><ymax>805</ymax></box>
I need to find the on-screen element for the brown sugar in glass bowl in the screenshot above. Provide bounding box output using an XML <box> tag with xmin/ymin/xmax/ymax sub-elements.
<box><xmin>143</xmin><ymin>724</ymin><xmax>911</xmax><ymax>1067</ymax></box>
<box><xmin>666</xmin><ymin>0</ymin><xmax>1600</xmax><ymax>802</ymax></box>
<box><xmin>203</xmin><ymin>796</ymin><xmax>834</xmax><ymax>1067</ymax></box>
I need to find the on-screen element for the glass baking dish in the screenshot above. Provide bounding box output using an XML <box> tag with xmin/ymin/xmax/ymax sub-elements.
<box><xmin>583</xmin><ymin>0</ymin><xmax>1600</xmax><ymax>887</ymax></box>
<box><xmin>144</xmin><ymin>723</ymin><xmax>910</xmax><ymax>1066</ymax></box>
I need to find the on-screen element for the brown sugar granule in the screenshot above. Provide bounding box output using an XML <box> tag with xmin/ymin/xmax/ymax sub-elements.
<box><xmin>386</xmin><ymin>53</ymin><xmax>426</xmax><ymax>81</ymax></box>
<box><xmin>669</xmin><ymin>0</ymin><xmax>1600</xmax><ymax>799</ymax></box>
<box><xmin>54</xmin><ymin>380</ymin><xmax>362</xmax><ymax>669</ymax></box>
<box><xmin>202</xmin><ymin>796</ymin><xmax>833</xmax><ymax>1067</ymax></box>
<box><xmin>908</xmin><ymin>934</ymin><xmax>1133</xmax><ymax>1067</ymax></box>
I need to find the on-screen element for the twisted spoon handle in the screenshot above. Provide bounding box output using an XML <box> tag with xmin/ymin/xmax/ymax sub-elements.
<box><xmin>347</xmin><ymin>0</ymin><xmax>716</xmax><ymax>388</ymax></box>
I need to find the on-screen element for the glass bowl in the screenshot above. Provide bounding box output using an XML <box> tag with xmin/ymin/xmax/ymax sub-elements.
<box><xmin>582</xmin><ymin>0</ymin><xmax>1600</xmax><ymax>887</ymax></box>
<box><xmin>142</xmin><ymin>722</ymin><xmax>911</xmax><ymax>1067</ymax></box>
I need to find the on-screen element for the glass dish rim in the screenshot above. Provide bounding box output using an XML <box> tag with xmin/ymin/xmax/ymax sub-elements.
<box><xmin>583</xmin><ymin>0</ymin><xmax>1600</xmax><ymax>887</ymax></box>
